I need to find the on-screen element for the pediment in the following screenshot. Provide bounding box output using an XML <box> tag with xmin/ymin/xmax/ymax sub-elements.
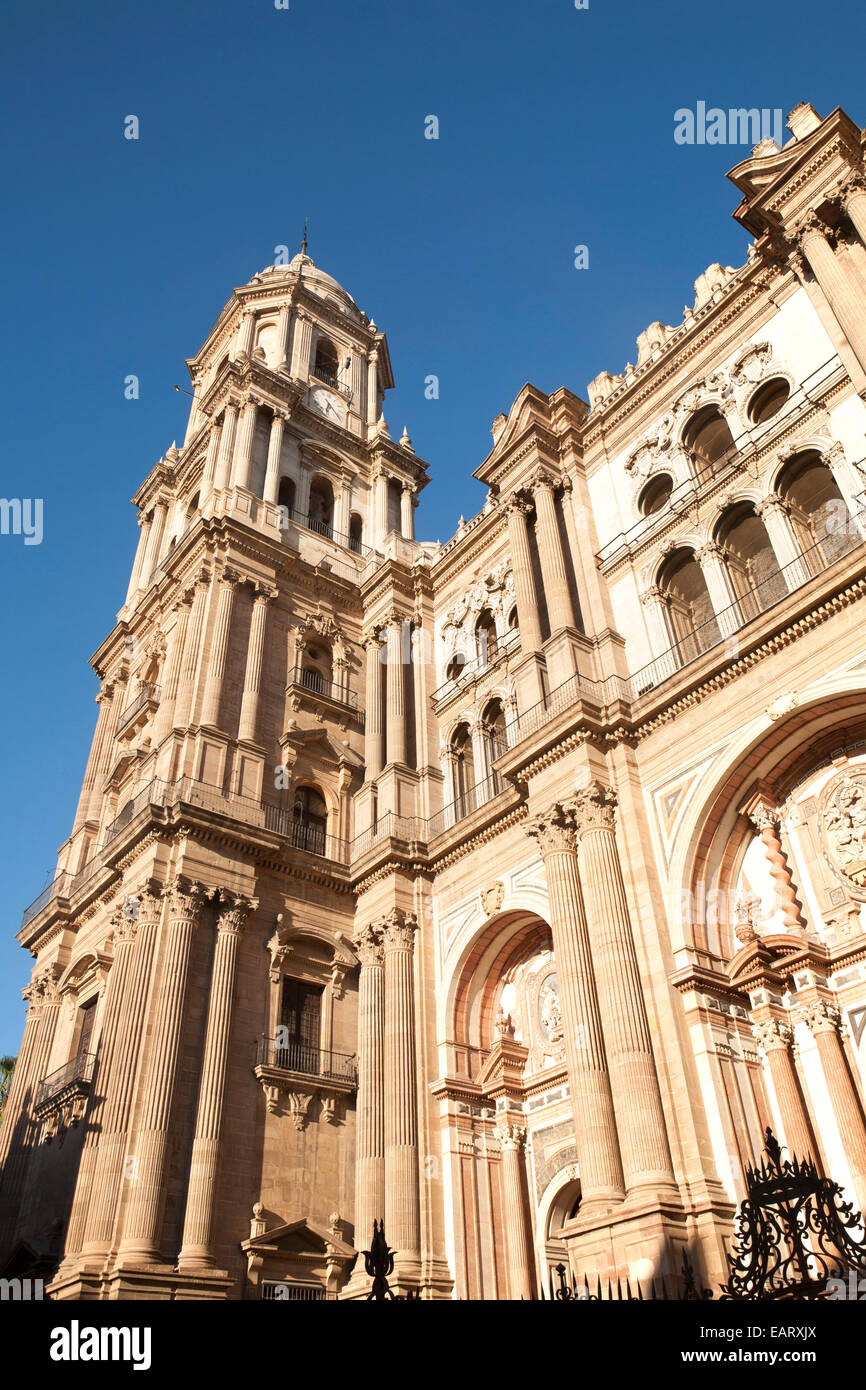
<box><xmin>242</xmin><ymin>1216</ymin><xmax>355</xmax><ymax>1259</ymax></box>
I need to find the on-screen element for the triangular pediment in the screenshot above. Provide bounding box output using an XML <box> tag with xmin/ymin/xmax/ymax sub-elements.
<box><xmin>242</xmin><ymin>1216</ymin><xmax>355</xmax><ymax>1259</ymax></box>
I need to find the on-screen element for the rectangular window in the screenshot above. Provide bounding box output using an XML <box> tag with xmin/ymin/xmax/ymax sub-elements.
<box><xmin>278</xmin><ymin>979</ymin><xmax>322</xmax><ymax>1074</ymax></box>
<box><xmin>73</xmin><ymin>998</ymin><xmax>97</xmax><ymax>1060</ymax></box>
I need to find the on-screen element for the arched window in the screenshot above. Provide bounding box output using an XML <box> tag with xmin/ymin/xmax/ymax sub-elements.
<box><xmin>682</xmin><ymin>407</ymin><xmax>736</xmax><ymax>481</ymax></box>
<box><xmin>312</xmin><ymin>336</ymin><xmax>339</xmax><ymax>388</ymax></box>
<box><xmin>300</xmin><ymin>641</ymin><xmax>333</xmax><ymax>696</ymax></box>
<box><xmin>748</xmin><ymin>378</ymin><xmax>790</xmax><ymax>424</ymax></box>
<box><xmin>776</xmin><ymin>451</ymin><xmax>857</xmax><ymax>569</ymax></box>
<box><xmin>479</xmin><ymin>698</ymin><xmax>507</xmax><ymax>799</ymax></box>
<box><xmin>507</xmin><ymin>606</ymin><xmax>519</xmax><ymax>632</ymax></box>
<box><xmin>349</xmin><ymin>512</ymin><xmax>364</xmax><ymax>554</ymax></box>
<box><xmin>450</xmin><ymin>723</ymin><xmax>475</xmax><ymax>820</ymax></box>
<box><xmin>292</xmin><ymin>784</ymin><xmax>329</xmax><ymax>856</ymax></box>
<box><xmin>658</xmin><ymin>547</ymin><xmax>719</xmax><ymax>665</ymax></box>
<box><xmin>638</xmin><ymin>474</ymin><xmax>673</xmax><ymax>517</ymax></box>
<box><xmin>308</xmin><ymin>476</ymin><xmax>334</xmax><ymax>537</ymax></box>
<box><xmin>715</xmin><ymin>503</ymin><xmax>786</xmax><ymax>622</ymax></box>
<box><xmin>278</xmin><ymin>476</ymin><xmax>296</xmax><ymax>519</ymax></box>
<box><xmin>185</xmin><ymin>491</ymin><xmax>200</xmax><ymax>523</ymax></box>
<box><xmin>475</xmin><ymin>609</ymin><xmax>498</xmax><ymax>667</ymax></box>
<box><xmin>446</xmin><ymin>652</ymin><xmax>467</xmax><ymax>683</ymax></box>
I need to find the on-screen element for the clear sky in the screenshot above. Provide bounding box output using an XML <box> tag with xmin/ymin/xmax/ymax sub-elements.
<box><xmin>1</xmin><ymin>0</ymin><xmax>864</xmax><ymax>1051</ymax></box>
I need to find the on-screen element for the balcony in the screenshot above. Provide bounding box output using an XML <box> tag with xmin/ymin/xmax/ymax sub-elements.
<box><xmin>254</xmin><ymin>1036</ymin><xmax>356</xmax><ymax>1129</ymax></box>
<box><xmin>432</xmin><ymin>628</ymin><xmax>521</xmax><ymax>709</ymax></box>
<box><xmin>115</xmin><ymin>682</ymin><xmax>161</xmax><ymax>737</ymax></box>
<box><xmin>288</xmin><ymin>666</ymin><xmax>359</xmax><ymax>718</ymax></box>
<box><xmin>34</xmin><ymin>1051</ymin><xmax>97</xmax><ymax>1134</ymax></box>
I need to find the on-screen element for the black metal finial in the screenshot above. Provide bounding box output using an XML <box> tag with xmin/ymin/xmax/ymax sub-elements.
<box><xmin>301</xmin><ymin>218</ymin><xmax>309</xmax><ymax>257</ymax></box>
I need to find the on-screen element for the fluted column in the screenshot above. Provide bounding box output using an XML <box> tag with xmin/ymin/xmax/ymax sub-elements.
<box><xmin>382</xmin><ymin>910</ymin><xmax>421</xmax><ymax>1275</ymax></box>
<box><xmin>798</xmin><ymin>214</ymin><xmax>866</xmax><ymax>374</ymax></box>
<box><xmin>496</xmin><ymin>1124</ymin><xmax>535</xmax><ymax>1300</ymax></box>
<box><xmin>290</xmin><ymin>311</ymin><xmax>313</xmax><ymax>380</ymax></box>
<box><xmin>0</xmin><ymin>965</ymin><xmax>62</xmax><ymax>1248</ymax></box>
<box><xmin>198</xmin><ymin>420</ymin><xmax>222</xmax><ymax>511</ymax></box>
<box><xmin>230</xmin><ymin>399</ymin><xmax>258</xmax><ymax>491</ymax></box>
<box><xmin>531</xmin><ymin>471</ymin><xmax>575</xmax><ymax>630</ymax></box>
<box><xmin>401</xmin><ymin>483</ymin><xmax>415</xmax><ymax>540</ymax></box>
<box><xmin>178</xmin><ymin>892</ymin><xmax>254</xmax><ymax>1271</ymax></box>
<box><xmin>695</xmin><ymin>542</ymin><xmax>740</xmax><ymax>635</ymax></box>
<box><xmin>364</xmin><ymin>632</ymin><xmax>384</xmax><ymax>779</ymax></box>
<box><xmin>757</xmin><ymin>497</ymin><xmax>811</xmax><ymax>587</ymax></box>
<box><xmin>275</xmin><ymin>299</ymin><xmax>292</xmax><ymax>372</ymax></box>
<box><xmin>61</xmin><ymin>904</ymin><xmax>141</xmax><ymax>1264</ymax></box>
<box><xmin>172</xmin><ymin>569</ymin><xmax>208</xmax><ymax>731</ymax></box>
<box><xmin>201</xmin><ymin>570</ymin><xmax>238</xmax><ymax>729</ymax></box>
<box><xmin>118</xmin><ymin>878</ymin><xmax>205</xmax><ymax>1264</ymax></box>
<box><xmin>212</xmin><ymin>403</ymin><xmax>239</xmax><ymax>493</ymax></box>
<box><xmin>374</xmin><ymin>469</ymin><xmax>389</xmax><ymax>540</ymax></box>
<box><xmin>385</xmin><ymin>619</ymin><xmax>407</xmax><ymax>767</ymax></box>
<box><xmin>263</xmin><ymin>411</ymin><xmax>286</xmax><ymax>505</ymax></box>
<box><xmin>799</xmin><ymin>1000</ymin><xmax>866</xmax><ymax>1212</ymax></box>
<box><xmin>80</xmin><ymin>889</ymin><xmax>163</xmax><ymax>1258</ymax></box>
<box><xmin>238</xmin><ymin>586</ymin><xmax>274</xmax><ymax>743</ymax></box>
<box><xmin>233</xmin><ymin>309</ymin><xmax>255</xmax><ymax>362</ymax></box>
<box><xmin>151</xmin><ymin>595</ymin><xmax>192</xmax><ymax>746</ymax></box>
<box><xmin>351</xmin><ymin>924</ymin><xmax>385</xmax><ymax>1267</ymax></box>
<box><xmin>72</xmin><ymin>680</ymin><xmax>116</xmax><ymax>830</ymax></box>
<box><xmin>503</xmin><ymin>497</ymin><xmax>543</xmax><ymax>653</ymax></box>
<box><xmin>526</xmin><ymin>807</ymin><xmax>625</xmax><ymax>1211</ymax></box>
<box><xmin>125</xmin><ymin>514</ymin><xmax>152</xmax><ymax>603</ymax></box>
<box><xmin>572</xmin><ymin>782</ymin><xmax>676</xmax><ymax>1193</ymax></box>
<box><xmin>141</xmin><ymin>499</ymin><xmax>169</xmax><ymax>588</ymax></box>
<box><xmin>367</xmin><ymin>349</ymin><xmax>379</xmax><ymax>423</ymax></box>
<box><xmin>751</xmin><ymin>1018</ymin><xmax>817</xmax><ymax>1165</ymax></box>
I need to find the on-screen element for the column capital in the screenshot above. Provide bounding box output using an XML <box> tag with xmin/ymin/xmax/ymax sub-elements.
<box><xmin>640</xmin><ymin>584</ymin><xmax>666</xmax><ymax>607</ymax></box>
<box><xmin>502</xmin><ymin>492</ymin><xmax>532</xmax><ymax>518</ymax></box>
<box><xmin>695</xmin><ymin>540</ymin><xmax>724</xmax><ymax>565</ymax></box>
<box><xmin>163</xmin><ymin>876</ymin><xmax>206</xmax><ymax>922</ymax></box>
<box><xmin>796</xmin><ymin>211</ymin><xmax>835</xmax><ymax>249</ymax></box>
<box><xmin>752</xmin><ymin>1017</ymin><xmax>793</xmax><ymax>1052</ymax></box>
<box><xmin>572</xmin><ymin>781</ymin><xmax>618</xmax><ymax>836</ymax></box>
<box><xmin>252</xmin><ymin>582</ymin><xmax>278</xmax><ymax>604</ymax></box>
<box><xmin>841</xmin><ymin>171</ymin><xmax>866</xmax><ymax>208</ymax></box>
<box><xmin>495</xmin><ymin>1122</ymin><xmax>526</xmax><ymax>1151</ymax></box>
<box><xmin>215</xmin><ymin>891</ymin><xmax>257</xmax><ymax>936</ymax></box>
<box><xmin>757</xmin><ymin>493</ymin><xmax>790</xmax><ymax>519</ymax></box>
<box><xmin>353</xmin><ymin>921</ymin><xmax>384</xmax><ymax>967</ymax></box>
<box><xmin>526</xmin><ymin>801</ymin><xmax>579</xmax><ymax>856</ymax></box>
<box><xmin>218</xmin><ymin>566</ymin><xmax>242</xmax><ymax>589</ymax></box>
<box><xmin>378</xmin><ymin>908</ymin><xmax>418</xmax><ymax>951</ymax></box>
<box><xmin>527</xmin><ymin>465</ymin><xmax>558</xmax><ymax>495</ymax></box>
<box><xmin>797</xmin><ymin>999</ymin><xmax>842</xmax><ymax>1036</ymax></box>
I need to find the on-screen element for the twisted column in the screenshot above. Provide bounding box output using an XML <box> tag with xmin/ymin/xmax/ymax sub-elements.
<box><xmin>381</xmin><ymin>910</ymin><xmax>420</xmax><ymax>1275</ymax></box>
<box><xmin>238</xmin><ymin>586</ymin><xmax>275</xmax><ymax>743</ymax></box>
<box><xmin>364</xmin><ymin>633</ymin><xmax>384</xmax><ymax>779</ymax></box>
<box><xmin>503</xmin><ymin>496</ymin><xmax>542</xmax><ymax>653</ymax></box>
<box><xmin>496</xmin><ymin>1124</ymin><xmax>535</xmax><ymax>1300</ymax></box>
<box><xmin>744</xmin><ymin>793</ymin><xmax>806</xmax><ymax>933</ymax></box>
<box><xmin>178</xmin><ymin>892</ymin><xmax>255</xmax><ymax>1271</ymax></box>
<box><xmin>751</xmin><ymin>1018</ymin><xmax>817</xmax><ymax>1165</ymax></box>
<box><xmin>201</xmin><ymin>570</ymin><xmax>238</xmax><ymax>728</ymax></box>
<box><xmin>798</xmin><ymin>1001</ymin><xmax>866</xmax><ymax>1212</ymax></box>
<box><xmin>79</xmin><ymin>890</ymin><xmax>162</xmax><ymax>1257</ymax></box>
<box><xmin>350</xmin><ymin>924</ymin><xmax>385</xmax><ymax>1267</ymax></box>
<box><xmin>572</xmin><ymin>782</ymin><xmax>676</xmax><ymax>1193</ymax></box>
<box><xmin>526</xmin><ymin>806</ymin><xmax>625</xmax><ymax>1211</ymax></box>
<box><xmin>118</xmin><ymin>879</ymin><xmax>205</xmax><ymax>1264</ymax></box>
<box><xmin>61</xmin><ymin>904</ymin><xmax>141</xmax><ymax>1264</ymax></box>
<box><xmin>531</xmin><ymin>470</ymin><xmax>575</xmax><ymax>630</ymax></box>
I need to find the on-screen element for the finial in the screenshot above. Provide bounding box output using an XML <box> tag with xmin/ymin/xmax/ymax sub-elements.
<box><xmin>301</xmin><ymin>218</ymin><xmax>308</xmax><ymax>256</ymax></box>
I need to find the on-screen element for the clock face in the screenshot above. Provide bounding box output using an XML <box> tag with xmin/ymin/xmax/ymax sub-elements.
<box><xmin>308</xmin><ymin>386</ymin><xmax>342</xmax><ymax>423</ymax></box>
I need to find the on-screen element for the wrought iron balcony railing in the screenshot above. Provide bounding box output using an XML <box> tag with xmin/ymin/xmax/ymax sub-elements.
<box><xmin>34</xmin><ymin>1051</ymin><xmax>97</xmax><ymax>1116</ymax></box>
<box><xmin>290</xmin><ymin>666</ymin><xmax>359</xmax><ymax>709</ymax></box>
<box><xmin>256</xmin><ymin>1036</ymin><xmax>357</xmax><ymax>1085</ymax></box>
<box><xmin>114</xmin><ymin>682</ymin><xmax>161</xmax><ymax>735</ymax></box>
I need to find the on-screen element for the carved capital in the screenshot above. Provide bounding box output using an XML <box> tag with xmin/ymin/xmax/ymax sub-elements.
<box><xmin>525</xmin><ymin>802</ymin><xmax>578</xmax><ymax>857</ymax></box>
<box><xmin>379</xmin><ymin>909</ymin><xmax>418</xmax><ymax>952</ymax></box>
<box><xmin>163</xmin><ymin>876</ymin><xmax>206</xmax><ymax>923</ymax></box>
<box><xmin>572</xmin><ymin>781</ymin><xmax>618</xmax><ymax>836</ymax></box>
<box><xmin>353</xmin><ymin>921</ymin><xmax>384</xmax><ymax>968</ymax></box>
<box><xmin>752</xmin><ymin>1017</ymin><xmax>793</xmax><ymax>1052</ymax></box>
<box><xmin>216</xmin><ymin>891</ymin><xmax>257</xmax><ymax>936</ymax></box>
<box><xmin>798</xmin><ymin>1000</ymin><xmax>842</xmax><ymax>1037</ymax></box>
<box><xmin>495</xmin><ymin>1122</ymin><xmax>526</xmax><ymax>1151</ymax></box>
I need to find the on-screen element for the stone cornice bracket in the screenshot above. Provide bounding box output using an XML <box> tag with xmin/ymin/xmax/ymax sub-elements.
<box><xmin>751</xmin><ymin>1017</ymin><xmax>793</xmax><ymax>1051</ymax></box>
<box><xmin>214</xmin><ymin>890</ymin><xmax>258</xmax><ymax>936</ymax></box>
<box><xmin>572</xmin><ymin>781</ymin><xmax>618</xmax><ymax>837</ymax></box>
<box><xmin>525</xmin><ymin>801</ymin><xmax>578</xmax><ymax>857</ymax></box>
<box><xmin>797</xmin><ymin>1000</ymin><xmax>842</xmax><ymax>1036</ymax></box>
<box><xmin>163</xmin><ymin>876</ymin><xmax>206</xmax><ymax>922</ymax></box>
<box><xmin>378</xmin><ymin>908</ymin><xmax>418</xmax><ymax>952</ymax></box>
<box><xmin>353</xmin><ymin>920</ymin><xmax>384</xmax><ymax>967</ymax></box>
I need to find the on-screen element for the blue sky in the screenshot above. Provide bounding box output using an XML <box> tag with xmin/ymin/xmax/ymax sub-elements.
<box><xmin>1</xmin><ymin>0</ymin><xmax>864</xmax><ymax>1050</ymax></box>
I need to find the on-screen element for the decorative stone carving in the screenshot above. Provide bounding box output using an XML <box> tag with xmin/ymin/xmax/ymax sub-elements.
<box><xmin>267</xmin><ymin>912</ymin><xmax>294</xmax><ymax>982</ymax></box>
<box><xmin>820</xmin><ymin>773</ymin><xmax>866</xmax><ymax>894</ymax></box>
<box><xmin>379</xmin><ymin>908</ymin><xmax>418</xmax><ymax>951</ymax></box>
<box><xmin>572</xmin><ymin>781</ymin><xmax>618</xmax><ymax>836</ymax></box>
<box><xmin>480</xmin><ymin>881</ymin><xmax>505</xmax><ymax>917</ymax></box>
<box><xmin>766</xmin><ymin>691</ymin><xmax>799</xmax><ymax>721</ymax></box>
<box><xmin>797</xmin><ymin>1000</ymin><xmax>842</xmax><ymax>1036</ymax></box>
<box><xmin>752</xmin><ymin>1018</ymin><xmax>793</xmax><ymax>1051</ymax></box>
<box><xmin>525</xmin><ymin>801</ymin><xmax>577</xmax><ymax>856</ymax></box>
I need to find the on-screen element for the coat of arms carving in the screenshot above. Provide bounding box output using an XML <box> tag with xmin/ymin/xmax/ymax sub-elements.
<box><xmin>820</xmin><ymin>773</ymin><xmax>866</xmax><ymax>894</ymax></box>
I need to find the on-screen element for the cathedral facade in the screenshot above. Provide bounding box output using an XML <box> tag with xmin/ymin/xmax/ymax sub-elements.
<box><xmin>3</xmin><ymin>100</ymin><xmax>866</xmax><ymax>1300</ymax></box>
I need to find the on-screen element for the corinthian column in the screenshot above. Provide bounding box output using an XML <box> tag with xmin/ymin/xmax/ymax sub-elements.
<box><xmin>751</xmin><ymin>1018</ymin><xmax>817</xmax><ymax>1165</ymax></box>
<box><xmin>797</xmin><ymin>214</ymin><xmax>866</xmax><ymax>374</ymax></box>
<box><xmin>118</xmin><ymin>879</ymin><xmax>205</xmax><ymax>1264</ymax></box>
<box><xmin>385</xmin><ymin>619</ymin><xmax>407</xmax><ymax>767</ymax></box>
<box><xmin>364</xmin><ymin>633</ymin><xmax>384</xmax><ymax>779</ymax></box>
<box><xmin>496</xmin><ymin>1124</ymin><xmax>535</xmax><ymax>1300</ymax></box>
<box><xmin>151</xmin><ymin>594</ymin><xmax>193</xmax><ymax>746</ymax></box>
<box><xmin>531</xmin><ymin>471</ymin><xmax>575</xmax><ymax>631</ymax></box>
<box><xmin>0</xmin><ymin>965</ymin><xmax>62</xmax><ymax>1250</ymax></box>
<box><xmin>230</xmin><ymin>399</ymin><xmax>258</xmax><ymax>491</ymax></box>
<box><xmin>178</xmin><ymin>892</ymin><xmax>255</xmax><ymax>1272</ymax></box>
<box><xmin>572</xmin><ymin>782</ymin><xmax>676</xmax><ymax>1194</ymax></box>
<box><xmin>79</xmin><ymin>889</ymin><xmax>163</xmax><ymax>1259</ymax></box>
<box><xmin>61</xmin><ymin>904</ymin><xmax>141</xmax><ymax>1265</ymax></box>
<box><xmin>526</xmin><ymin>807</ymin><xmax>625</xmax><ymax>1212</ymax></box>
<box><xmin>72</xmin><ymin>680</ymin><xmax>117</xmax><ymax>830</ymax></box>
<box><xmin>381</xmin><ymin>910</ymin><xmax>420</xmax><ymax>1280</ymax></box>
<box><xmin>125</xmin><ymin>514</ymin><xmax>152</xmax><ymax>602</ymax></box>
<box><xmin>503</xmin><ymin>496</ymin><xmax>542</xmax><ymax>653</ymax></box>
<box><xmin>201</xmin><ymin>570</ymin><xmax>239</xmax><ymax>728</ymax></box>
<box><xmin>172</xmin><ymin>569</ymin><xmax>209</xmax><ymax>731</ymax></box>
<box><xmin>212</xmin><ymin>403</ymin><xmax>239</xmax><ymax>493</ymax></box>
<box><xmin>263</xmin><ymin>411</ymin><xmax>286</xmax><ymax>506</ymax></box>
<box><xmin>238</xmin><ymin>586</ymin><xmax>275</xmax><ymax>743</ymax></box>
<box><xmin>799</xmin><ymin>1000</ymin><xmax>866</xmax><ymax>1212</ymax></box>
<box><xmin>198</xmin><ymin>420</ymin><xmax>222</xmax><ymax>511</ymax></box>
<box><xmin>350</xmin><ymin>924</ymin><xmax>385</xmax><ymax>1272</ymax></box>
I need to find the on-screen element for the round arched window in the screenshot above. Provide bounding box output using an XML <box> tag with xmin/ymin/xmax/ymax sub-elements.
<box><xmin>748</xmin><ymin>378</ymin><xmax>790</xmax><ymax>424</ymax></box>
<box><xmin>638</xmin><ymin>474</ymin><xmax>673</xmax><ymax>517</ymax></box>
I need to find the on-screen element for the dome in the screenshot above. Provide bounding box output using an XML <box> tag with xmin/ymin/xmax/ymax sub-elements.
<box><xmin>250</xmin><ymin>254</ymin><xmax>360</xmax><ymax>316</ymax></box>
